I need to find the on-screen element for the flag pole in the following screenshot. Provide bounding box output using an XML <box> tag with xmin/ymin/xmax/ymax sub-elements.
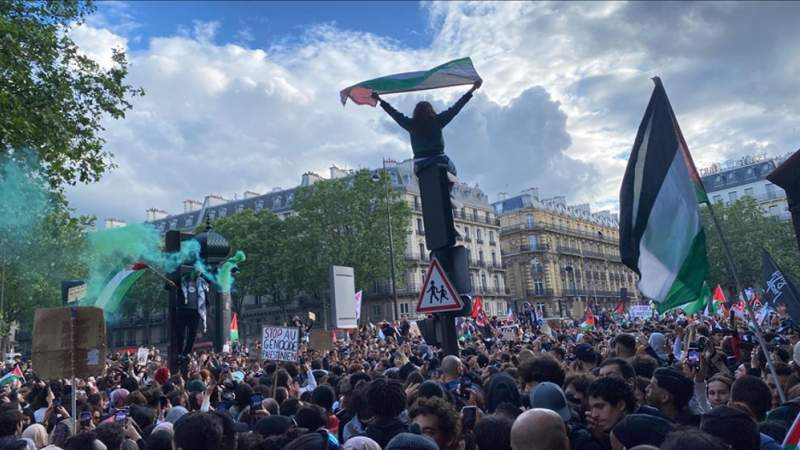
<box><xmin>705</xmin><ymin>202</ymin><xmax>786</xmax><ymax>403</ymax></box>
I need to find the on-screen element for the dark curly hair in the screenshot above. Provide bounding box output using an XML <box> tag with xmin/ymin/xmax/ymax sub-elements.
<box><xmin>409</xmin><ymin>396</ymin><xmax>461</xmax><ymax>445</ymax></box>
<box><xmin>587</xmin><ymin>376</ymin><xmax>636</xmax><ymax>413</ymax></box>
<box><xmin>518</xmin><ymin>354</ymin><xmax>565</xmax><ymax>387</ymax></box>
<box><xmin>367</xmin><ymin>378</ymin><xmax>406</xmax><ymax>419</ymax></box>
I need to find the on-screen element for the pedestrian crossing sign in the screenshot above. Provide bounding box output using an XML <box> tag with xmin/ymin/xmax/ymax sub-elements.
<box><xmin>416</xmin><ymin>257</ymin><xmax>462</xmax><ymax>313</ymax></box>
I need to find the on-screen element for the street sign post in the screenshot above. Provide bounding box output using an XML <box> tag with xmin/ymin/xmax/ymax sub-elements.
<box><xmin>417</xmin><ymin>257</ymin><xmax>463</xmax><ymax>313</ymax></box>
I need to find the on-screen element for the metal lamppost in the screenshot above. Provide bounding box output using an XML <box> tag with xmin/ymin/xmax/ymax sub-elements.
<box><xmin>564</xmin><ymin>265</ymin><xmax>578</xmax><ymax>316</ymax></box>
<box><xmin>372</xmin><ymin>159</ymin><xmax>399</xmax><ymax>322</ymax></box>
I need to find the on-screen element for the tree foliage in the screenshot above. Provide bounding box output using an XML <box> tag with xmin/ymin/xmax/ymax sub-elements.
<box><xmin>702</xmin><ymin>197</ymin><xmax>800</xmax><ymax>293</ymax></box>
<box><xmin>0</xmin><ymin>0</ymin><xmax>143</xmax><ymax>187</ymax></box>
<box><xmin>207</xmin><ymin>170</ymin><xmax>410</xmax><ymax>330</ymax></box>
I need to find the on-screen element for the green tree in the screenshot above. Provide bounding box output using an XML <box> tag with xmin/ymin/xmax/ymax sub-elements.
<box><xmin>1</xmin><ymin>0</ymin><xmax>143</xmax><ymax>187</ymax></box>
<box><xmin>292</xmin><ymin>169</ymin><xmax>411</xmax><ymax>318</ymax></box>
<box><xmin>702</xmin><ymin>197</ymin><xmax>800</xmax><ymax>293</ymax></box>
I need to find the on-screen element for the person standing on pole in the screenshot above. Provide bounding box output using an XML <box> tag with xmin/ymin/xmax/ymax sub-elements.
<box><xmin>372</xmin><ymin>81</ymin><xmax>481</xmax><ymax>204</ymax></box>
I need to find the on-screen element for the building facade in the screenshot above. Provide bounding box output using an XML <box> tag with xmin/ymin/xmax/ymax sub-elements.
<box><xmin>700</xmin><ymin>153</ymin><xmax>791</xmax><ymax>220</ymax></box>
<box><xmin>493</xmin><ymin>190</ymin><xmax>640</xmax><ymax>319</ymax></box>
<box><xmin>107</xmin><ymin>160</ymin><xmax>508</xmax><ymax>349</ymax></box>
<box><xmin>361</xmin><ymin>159</ymin><xmax>509</xmax><ymax>323</ymax></box>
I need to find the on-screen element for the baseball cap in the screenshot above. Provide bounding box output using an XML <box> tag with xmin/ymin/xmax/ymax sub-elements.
<box><xmin>529</xmin><ymin>382</ymin><xmax>571</xmax><ymax>422</ymax></box>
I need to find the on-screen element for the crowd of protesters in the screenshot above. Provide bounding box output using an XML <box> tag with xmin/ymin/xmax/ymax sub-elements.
<box><xmin>2</xmin><ymin>307</ymin><xmax>800</xmax><ymax>450</ymax></box>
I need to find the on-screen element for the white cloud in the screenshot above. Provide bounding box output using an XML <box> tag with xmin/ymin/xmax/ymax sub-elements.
<box><xmin>66</xmin><ymin>2</ymin><xmax>800</xmax><ymax>224</ymax></box>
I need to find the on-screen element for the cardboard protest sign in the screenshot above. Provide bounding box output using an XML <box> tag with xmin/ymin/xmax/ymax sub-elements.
<box><xmin>500</xmin><ymin>325</ymin><xmax>519</xmax><ymax>342</ymax></box>
<box><xmin>136</xmin><ymin>347</ymin><xmax>149</xmax><ymax>365</ymax></box>
<box><xmin>629</xmin><ymin>305</ymin><xmax>652</xmax><ymax>321</ymax></box>
<box><xmin>32</xmin><ymin>307</ymin><xmax>106</xmax><ymax>379</ymax></box>
<box><xmin>261</xmin><ymin>326</ymin><xmax>300</xmax><ymax>361</ymax></box>
<box><xmin>309</xmin><ymin>329</ymin><xmax>334</xmax><ymax>352</ymax></box>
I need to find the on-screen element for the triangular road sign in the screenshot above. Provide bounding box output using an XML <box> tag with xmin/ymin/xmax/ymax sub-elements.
<box><xmin>417</xmin><ymin>257</ymin><xmax>462</xmax><ymax>313</ymax></box>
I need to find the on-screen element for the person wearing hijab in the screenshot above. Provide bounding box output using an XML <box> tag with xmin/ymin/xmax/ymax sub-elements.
<box><xmin>21</xmin><ymin>424</ymin><xmax>48</xmax><ymax>449</ymax></box>
<box><xmin>647</xmin><ymin>333</ymin><xmax>669</xmax><ymax>366</ymax></box>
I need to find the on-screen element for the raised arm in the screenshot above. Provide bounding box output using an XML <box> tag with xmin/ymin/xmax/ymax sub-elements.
<box><xmin>373</xmin><ymin>92</ymin><xmax>412</xmax><ymax>131</ymax></box>
<box><xmin>437</xmin><ymin>79</ymin><xmax>482</xmax><ymax>128</ymax></box>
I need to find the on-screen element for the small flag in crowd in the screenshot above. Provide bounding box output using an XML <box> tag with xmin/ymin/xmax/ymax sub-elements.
<box><xmin>783</xmin><ymin>408</ymin><xmax>800</xmax><ymax>449</ymax></box>
<box><xmin>230</xmin><ymin>313</ymin><xmax>239</xmax><ymax>343</ymax></box>
<box><xmin>354</xmin><ymin>290</ymin><xmax>363</xmax><ymax>322</ymax></box>
<box><xmin>619</xmin><ymin>78</ymin><xmax>709</xmax><ymax>314</ymax></box>
<box><xmin>0</xmin><ymin>367</ymin><xmax>24</xmax><ymax>387</ymax></box>
<box><xmin>472</xmin><ymin>296</ymin><xmax>488</xmax><ymax>327</ymax></box>
<box><xmin>762</xmin><ymin>248</ymin><xmax>800</xmax><ymax>323</ymax></box>
<box><xmin>580</xmin><ymin>307</ymin><xmax>595</xmax><ymax>331</ymax></box>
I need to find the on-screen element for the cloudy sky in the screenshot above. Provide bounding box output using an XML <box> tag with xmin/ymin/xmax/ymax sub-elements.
<box><xmin>66</xmin><ymin>1</ymin><xmax>800</xmax><ymax>225</ymax></box>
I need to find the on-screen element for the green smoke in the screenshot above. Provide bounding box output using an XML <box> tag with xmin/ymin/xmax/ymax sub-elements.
<box><xmin>0</xmin><ymin>155</ymin><xmax>51</xmax><ymax>256</ymax></box>
<box><xmin>84</xmin><ymin>223</ymin><xmax>201</xmax><ymax>308</ymax></box>
<box><xmin>195</xmin><ymin>250</ymin><xmax>246</xmax><ymax>293</ymax></box>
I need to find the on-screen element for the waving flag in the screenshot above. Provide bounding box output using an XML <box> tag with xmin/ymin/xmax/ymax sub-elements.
<box><xmin>92</xmin><ymin>262</ymin><xmax>147</xmax><ymax>312</ymax></box>
<box><xmin>619</xmin><ymin>78</ymin><xmax>709</xmax><ymax>314</ymax></box>
<box><xmin>340</xmin><ymin>57</ymin><xmax>481</xmax><ymax>107</ymax></box>
<box><xmin>762</xmin><ymin>248</ymin><xmax>800</xmax><ymax>323</ymax></box>
<box><xmin>784</xmin><ymin>410</ymin><xmax>800</xmax><ymax>449</ymax></box>
<box><xmin>354</xmin><ymin>290</ymin><xmax>363</xmax><ymax>322</ymax></box>
<box><xmin>230</xmin><ymin>313</ymin><xmax>239</xmax><ymax>343</ymax></box>
<box><xmin>0</xmin><ymin>367</ymin><xmax>24</xmax><ymax>386</ymax></box>
<box><xmin>472</xmin><ymin>296</ymin><xmax>488</xmax><ymax>327</ymax></box>
<box><xmin>580</xmin><ymin>307</ymin><xmax>595</xmax><ymax>331</ymax></box>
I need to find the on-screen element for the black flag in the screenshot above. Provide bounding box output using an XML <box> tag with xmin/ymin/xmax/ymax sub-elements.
<box><xmin>762</xmin><ymin>248</ymin><xmax>800</xmax><ymax>323</ymax></box>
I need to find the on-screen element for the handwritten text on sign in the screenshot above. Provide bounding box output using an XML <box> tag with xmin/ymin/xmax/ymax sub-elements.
<box><xmin>261</xmin><ymin>326</ymin><xmax>300</xmax><ymax>361</ymax></box>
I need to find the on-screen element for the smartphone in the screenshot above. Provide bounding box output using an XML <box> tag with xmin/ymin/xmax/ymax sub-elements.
<box><xmin>80</xmin><ymin>411</ymin><xmax>92</xmax><ymax>427</ymax></box>
<box><xmin>687</xmin><ymin>348</ymin><xmax>701</xmax><ymax>368</ymax></box>
<box><xmin>461</xmin><ymin>406</ymin><xmax>477</xmax><ymax>430</ymax></box>
<box><xmin>250</xmin><ymin>393</ymin><xmax>263</xmax><ymax>410</ymax></box>
<box><xmin>52</xmin><ymin>399</ymin><xmax>61</xmax><ymax>408</ymax></box>
<box><xmin>115</xmin><ymin>410</ymin><xmax>128</xmax><ymax>423</ymax></box>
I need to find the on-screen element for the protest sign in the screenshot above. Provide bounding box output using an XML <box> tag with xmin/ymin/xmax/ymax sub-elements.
<box><xmin>309</xmin><ymin>329</ymin><xmax>334</xmax><ymax>352</ymax></box>
<box><xmin>629</xmin><ymin>305</ymin><xmax>652</xmax><ymax>321</ymax></box>
<box><xmin>136</xmin><ymin>347</ymin><xmax>149</xmax><ymax>365</ymax></box>
<box><xmin>500</xmin><ymin>325</ymin><xmax>519</xmax><ymax>342</ymax></box>
<box><xmin>261</xmin><ymin>326</ymin><xmax>300</xmax><ymax>361</ymax></box>
<box><xmin>32</xmin><ymin>307</ymin><xmax>106</xmax><ymax>379</ymax></box>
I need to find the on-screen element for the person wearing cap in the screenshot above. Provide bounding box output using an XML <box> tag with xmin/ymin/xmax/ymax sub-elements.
<box><xmin>700</xmin><ymin>405</ymin><xmax>761</xmax><ymax>450</ymax></box>
<box><xmin>609</xmin><ymin>414</ymin><xmax>673</xmax><ymax>450</ymax></box>
<box><xmin>529</xmin><ymin>382</ymin><xmax>596</xmax><ymax>450</ymax></box>
<box><xmin>645</xmin><ymin>367</ymin><xmax>698</xmax><ymax>426</ymax></box>
<box><xmin>586</xmin><ymin>377</ymin><xmax>636</xmax><ymax>449</ymax></box>
<box><xmin>573</xmin><ymin>344</ymin><xmax>599</xmax><ymax>373</ymax></box>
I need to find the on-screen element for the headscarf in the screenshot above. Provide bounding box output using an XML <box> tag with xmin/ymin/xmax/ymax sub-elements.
<box><xmin>22</xmin><ymin>424</ymin><xmax>48</xmax><ymax>449</ymax></box>
<box><xmin>344</xmin><ymin>436</ymin><xmax>382</xmax><ymax>450</ymax></box>
<box><xmin>110</xmin><ymin>388</ymin><xmax>130</xmax><ymax>407</ymax></box>
<box><xmin>21</xmin><ymin>438</ymin><xmax>38</xmax><ymax>450</ymax></box>
<box><xmin>648</xmin><ymin>332</ymin><xmax>668</xmax><ymax>361</ymax></box>
<box><xmin>49</xmin><ymin>418</ymin><xmax>73</xmax><ymax>449</ymax></box>
<box><xmin>165</xmin><ymin>406</ymin><xmax>188</xmax><ymax>424</ymax></box>
<box><xmin>151</xmin><ymin>421</ymin><xmax>174</xmax><ymax>436</ymax></box>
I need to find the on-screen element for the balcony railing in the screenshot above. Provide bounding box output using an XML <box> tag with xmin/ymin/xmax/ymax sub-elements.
<box><xmin>556</xmin><ymin>245</ymin><xmax>582</xmax><ymax>255</ymax></box>
<box><xmin>489</xmin><ymin>239</ymin><xmax>497</xmax><ymax>245</ymax></box>
<box><xmin>526</xmin><ymin>288</ymin><xmax>555</xmax><ymax>298</ymax></box>
<box><xmin>476</xmin><ymin>238</ymin><xmax>484</xmax><ymax>244</ymax></box>
<box><xmin>500</xmin><ymin>222</ymin><xmax>617</xmax><ymax>244</ymax></box>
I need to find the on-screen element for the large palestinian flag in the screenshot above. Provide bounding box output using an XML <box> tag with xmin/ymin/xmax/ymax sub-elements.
<box><xmin>619</xmin><ymin>78</ymin><xmax>709</xmax><ymax>314</ymax></box>
<box><xmin>92</xmin><ymin>262</ymin><xmax>148</xmax><ymax>313</ymax></box>
<box><xmin>340</xmin><ymin>57</ymin><xmax>481</xmax><ymax>107</ymax></box>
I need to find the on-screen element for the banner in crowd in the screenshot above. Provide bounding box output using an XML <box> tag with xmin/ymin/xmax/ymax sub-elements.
<box><xmin>261</xmin><ymin>326</ymin><xmax>300</xmax><ymax>361</ymax></box>
<box><xmin>32</xmin><ymin>307</ymin><xmax>106</xmax><ymax>379</ymax></box>
<box><xmin>629</xmin><ymin>304</ymin><xmax>652</xmax><ymax>321</ymax></box>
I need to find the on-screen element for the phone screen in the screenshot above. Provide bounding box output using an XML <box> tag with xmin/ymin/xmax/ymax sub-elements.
<box><xmin>115</xmin><ymin>411</ymin><xmax>128</xmax><ymax>423</ymax></box>
<box><xmin>80</xmin><ymin>411</ymin><xmax>92</xmax><ymax>426</ymax></box>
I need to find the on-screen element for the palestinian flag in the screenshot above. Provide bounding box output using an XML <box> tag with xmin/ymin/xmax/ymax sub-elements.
<box><xmin>784</xmin><ymin>409</ymin><xmax>800</xmax><ymax>449</ymax></box>
<box><xmin>580</xmin><ymin>307</ymin><xmax>595</xmax><ymax>330</ymax></box>
<box><xmin>93</xmin><ymin>262</ymin><xmax>148</xmax><ymax>313</ymax></box>
<box><xmin>340</xmin><ymin>57</ymin><xmax>481</xmax><ymax>106</ymax></box>
<box><xmin>619</xmin><ymin>78</ymin><xmax>709</xmax><ymax>314</ymax></box>
<box><xmin>230</xmin><ymin>313</ymin><xmax>239</xmax><ymax>343</ymax></box>
<box><xmin>675</xmin><ymin>282</ymin><xmax>711</xmax><ymax>315</ymax></box>
<box><xmin>0</xmin><ymin>367</ymin><xmax>24</xmax><ymax>386</ymax></box>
